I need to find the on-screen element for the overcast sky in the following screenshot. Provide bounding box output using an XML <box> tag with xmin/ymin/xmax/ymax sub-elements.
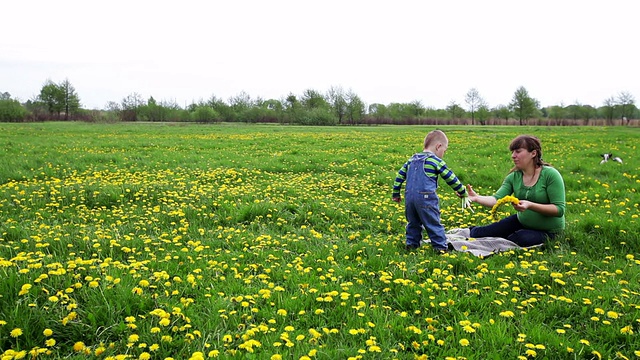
<box><xmin>2</xmin><ymin>0</ymin><xmax>638</xmax><ymax>110</ymax></box>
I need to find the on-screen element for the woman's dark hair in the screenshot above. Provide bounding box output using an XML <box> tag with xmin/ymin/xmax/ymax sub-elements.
<box><xmin>509</xmin><ymin>135</ymin><xmax>551</xmax><ymax>172</ymax></box>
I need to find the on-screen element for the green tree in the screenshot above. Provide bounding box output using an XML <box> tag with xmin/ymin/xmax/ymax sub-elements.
<box><xmin>301</xmin><ymin>89</ymin><xmax>329</xmax><ymax>110</ymax></box>
<box><xmin>39</xmin><ymin>79</ymin><xmax>65</xmax><ymax>118</ymax></box>
<box><xmin>547</xmin><ymin>104</ymin><xmax>565</xmax><ymax>124</ymax></box>
<box><xmin>494</xmin><ymin>105</ymin><xmax>511</xmax><ymax>121</ymax></box>
<box><xmin>446</xmin><ymin>100</ymin><xmax>465</xmax><ymax>120</ymax></box>
<box><xmin>284</xmin><ymin>93</ymin><xmax>303</xmax><ymax>123</ymax></box>
<box><xmin>191</xmin><ymin>105</ymin><xmax>219</xmax><ymax>123</ymax></box>
<box><xmin>368</xmin><ymin>103</ymin><xmax>388</xmax><ymax>121</ymax></box>
<box><xmin>476</xmin><ymin>103</ymin><xmax>490</xmax><ymax>125</ymax></box>
<box><xmin>601</xmin><ymin>97</ymin><xmax>616</xmax><ymax>125</ymax></box>
<box><xmin>345</xmin><ymin>90</ymin><xmax>365</xmax><ymax>125</ymax></box>
<box><xmin>229</xmin><ymin>91</ymin><xmax>253</xmax><ymax>122</ymax></box>
<box><xmin>407</xmin><ymin>100</ymin><xmax>425</xmax><ymax>118</ymax></box>
<box><xmin>509</xmin><ymin>86</ymin><xmax>539</xmax><ymax>125</ymax></box>
<box><xmin>206</xmin><ymin>95</ymin><xmax>233</xmax><ymax>122</ymax></box>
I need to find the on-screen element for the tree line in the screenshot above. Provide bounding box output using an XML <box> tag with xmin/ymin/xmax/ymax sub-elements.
<box><xmin>1</xmin><ymin>79</ymin><xmax>638</xmax><ymax>126</ymax></box>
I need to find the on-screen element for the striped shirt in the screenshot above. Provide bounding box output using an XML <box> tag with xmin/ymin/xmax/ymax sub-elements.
<box><xmin>392</xmin><ymin>152</ymin><xmax>466</xmax><ymax>198</ymax></box>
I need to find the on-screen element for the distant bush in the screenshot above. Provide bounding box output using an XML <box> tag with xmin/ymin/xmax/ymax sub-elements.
<box><xmin>191</xmin><ymin>106</ymin><xmax>220</xmax><ymax>123</ymax></box>
<box><xmin>0</xmin><ymin>99</ymin><xmax>29</xmax><ymax>122</ymax></box>
<box><xmin>298</xmin><ymin>108</ymin><xmax>337</xmax><ymax>125</ymax></box>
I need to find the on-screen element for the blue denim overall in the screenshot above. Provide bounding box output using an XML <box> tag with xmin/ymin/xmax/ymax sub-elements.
<box><xmin>404</xmin><ymin>152</ymin><xmax>447</xmax><ymax>250</ymax></box>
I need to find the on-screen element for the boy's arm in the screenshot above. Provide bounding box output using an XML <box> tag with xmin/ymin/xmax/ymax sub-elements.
<box><xmin>392</xmin><ymin>162</ymin><xmax>409</xmax><ymax>200</ymax></box>
<box><xmin>435</xmin><ymin>161</ymin><xmax>466</xmax><ymax>196</ymax></box>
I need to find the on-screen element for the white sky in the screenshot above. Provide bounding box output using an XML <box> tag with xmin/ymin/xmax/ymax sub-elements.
<box><xmin>2</xmin><ymin>0</ymin><xmax>638</xmax><ymax>110</ymax></box>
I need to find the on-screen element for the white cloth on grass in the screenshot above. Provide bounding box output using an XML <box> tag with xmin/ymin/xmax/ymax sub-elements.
<box><xmin>441</xmin><ymin>228</ymin><xmax>542</xmax><ymax>257</ymax></box>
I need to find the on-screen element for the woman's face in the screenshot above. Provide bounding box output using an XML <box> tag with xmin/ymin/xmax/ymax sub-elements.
<box><xmin>511</xmin><ymin>147</ymin><xmax>536</xmax><ymax>169</ymax></box>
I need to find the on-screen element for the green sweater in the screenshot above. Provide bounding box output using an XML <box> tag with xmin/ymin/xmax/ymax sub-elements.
<box><xmin>494</xmin><ymin>166</ymin><xmax>566</xmax><ymax>232</ymax></box>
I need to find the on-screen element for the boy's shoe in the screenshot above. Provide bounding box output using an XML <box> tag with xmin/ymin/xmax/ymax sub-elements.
<box><xmin>434</xmin><ymin>247</ymin><xmax>451</xmax><ymax>255</ymax></box>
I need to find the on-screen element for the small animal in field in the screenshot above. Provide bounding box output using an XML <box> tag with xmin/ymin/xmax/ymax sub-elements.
<box><xmin>600</xmin><ymin>153</ymin><xmax>623</xmax><ymax>164</ymax></box>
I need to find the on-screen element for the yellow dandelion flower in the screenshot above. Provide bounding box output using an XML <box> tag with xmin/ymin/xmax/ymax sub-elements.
<box><xmin>19</xmin><ymin>284</ymin><xmax>32</xmax><ymax>296</ymax></box>
<box><xmin>10</xmin><ymin>328</ymin><xmax>23</xmax><ymax>337</ymax></box>
<box><xmin>606</xmin><ymin>311</ymin><xmax>619</xmax><ymax>319</ymax></box>
<box><xmin>490</xmin><ymin>195</ymin><xmax>520</xmax><ymax>220</ymax></box>
<box><xmin>45</xmin><ymin>338</ymin><xmax>56</xmax><ymax>347</ymax></box>
<box><xmin>43</xmin><ymin>328</ymin><xmax>53</xmax><ymax>336</ymax></box>
<box><xmin>459</xmin><ymin>338</ymin><xmax>470</xmax><ymax>346</ymax></box>
<box><xmin>525</xmin><ymin>349</ymin><xmax>537</xmax><ymax>357</ymax></box>
<box><xmin>73</xmin><ymin>342</ymin><xmax>85</xmax><ymax>352</ymax></box>
<box><xmin>499</xmin><ymin>310</ymin><xmax>515</xmax><ymax>317</ymax></box>
<box><xmin>620</xmin><ymin>326</ymin><xmax>633</xmax><ymax>334</ymax></box>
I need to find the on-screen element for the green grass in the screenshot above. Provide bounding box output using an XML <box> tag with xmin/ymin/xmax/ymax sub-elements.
<box><xmin>0</xmin><ymin>122</ymin><xmax>638</xmax><ymax>359</ymax></box>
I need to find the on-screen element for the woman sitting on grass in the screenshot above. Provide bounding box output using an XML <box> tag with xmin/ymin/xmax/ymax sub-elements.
<box><xmin>465</xmin><ymin>134</ymin><xmax>566</xmax><ymax>247</ymax></box>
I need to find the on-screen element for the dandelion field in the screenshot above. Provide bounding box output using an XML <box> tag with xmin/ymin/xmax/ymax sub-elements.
<box><xmin>0</xmin><ymin>122</ymin><xmax>638</xmax><ymax>360</ymax></box>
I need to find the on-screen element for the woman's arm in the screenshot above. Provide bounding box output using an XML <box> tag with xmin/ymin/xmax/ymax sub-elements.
<box><xmin>466</xmin><ymin>184</ymin><xmax>497</xmax><ymax>208</ymax></box>
<box><xmin>513</xmin><ymin>201</ymin><xmax>559</xmax><ymax>216</ymax></box>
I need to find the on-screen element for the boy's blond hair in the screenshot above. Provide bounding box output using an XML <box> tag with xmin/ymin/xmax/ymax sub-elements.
<box><xmin>423</xmin><ymin>130</ymin><xmax>447</xmax><ymax>149</ymax></box>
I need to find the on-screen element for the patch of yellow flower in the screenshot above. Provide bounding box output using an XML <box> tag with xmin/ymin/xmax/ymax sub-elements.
<box><xmin>491</xmin><ymin>195</ymin><xmax>520</xmax><ymax>221</ymax></box>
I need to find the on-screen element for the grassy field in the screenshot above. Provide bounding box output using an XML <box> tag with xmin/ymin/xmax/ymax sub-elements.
<box><xmin>0</xmin><ymin>122</ymin><xmax>638</xmax><ymax>359</ymax></box>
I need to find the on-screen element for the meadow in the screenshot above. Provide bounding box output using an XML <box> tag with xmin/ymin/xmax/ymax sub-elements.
<box><xmin>0</xmin><ymin>122</ymin><xmax>638</xmax><ymax>360</ymax></box>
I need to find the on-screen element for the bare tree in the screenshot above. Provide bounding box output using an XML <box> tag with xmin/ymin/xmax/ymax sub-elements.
<box><xmin>616</xmin><ymin>91</ymin><xmax>636</xmax><ymax>125</ymax></box>
<box><xmin>121</xmin><ymin>93</ymin><xmax>145</xmax><ymax>121</ymax></box>
<box><xmin>60</xmin><ymin>78</ymin><xmax>80</xmax><ymax>120</ymax></box>
<box><xmin>464</xmin><ymin>88</ymin><xmax>483</xmax><ymax>125</ymax></box>
<box><xmin>602</xmin><ymin>97</ymin><xmax>616</xmax><ymax>126</ymax></box>
<box><xmin>327</xmin><ymin>85</ymin><xmax>347</xmax><ymax>124</ymax></box>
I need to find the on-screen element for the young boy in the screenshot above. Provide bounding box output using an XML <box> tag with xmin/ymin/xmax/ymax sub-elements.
<box><xmin>392</xmin><ymin>130</ymin><xmax>467</xmax><ymax>252</ymax></box>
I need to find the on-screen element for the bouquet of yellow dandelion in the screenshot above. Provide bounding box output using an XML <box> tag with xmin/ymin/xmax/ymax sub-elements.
<box><xmin>490</xmin><ymin>195</ymin><xmax>520</xmax><ymax>221</ymax></box>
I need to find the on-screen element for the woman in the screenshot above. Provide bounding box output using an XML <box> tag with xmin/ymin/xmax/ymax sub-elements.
<box><xmin>466</xmin><ymin>135</ymin><xmax>566</xmax><ymax>247</ymax></box>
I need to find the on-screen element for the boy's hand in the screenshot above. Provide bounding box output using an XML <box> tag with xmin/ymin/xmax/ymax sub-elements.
<box><xmin>392</xmin><ymin>197</ymin><xmax>401</xmax><ymax>203</ymax></box>
<box><xmin>461</xmin><ymin>196</ymin><xmax>474</xmax><ymax>212</ymax></box>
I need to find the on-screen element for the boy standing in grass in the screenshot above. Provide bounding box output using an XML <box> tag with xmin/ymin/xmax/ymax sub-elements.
<box><xmin>392</xmin><ymin>130</ymin><xmax>467</xmax><ymax>253</ymax></box>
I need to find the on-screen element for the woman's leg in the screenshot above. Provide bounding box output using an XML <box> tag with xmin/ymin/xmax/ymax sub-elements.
<box><xmin>507</xmin><ymin>229</ymin><xmax>555</xmax><ymax>247</ymax></box>
<box><xmin>469</xmin><ymin>214</ymin><xmax>522</xmax><ymax>239</ymax></box>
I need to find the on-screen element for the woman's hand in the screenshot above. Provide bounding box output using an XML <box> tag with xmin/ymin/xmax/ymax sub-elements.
<box><xmin>513</xmin><ymin>199</ymin><xmax>531</xmax><ymax>212</ymax></box>
<box><xmin>466</xmin><ymin>184</ymin><xmax>479</xmax><ymax>201</ymax></box>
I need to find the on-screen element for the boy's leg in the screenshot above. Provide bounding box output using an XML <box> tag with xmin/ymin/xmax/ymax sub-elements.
<box><xmin>419</xmin><ymin>201</ymin><xmax>448</xmax><ymax>251</ymax></box>
<box><xmin>405</xmin><ymin>201</ymin><xmax>423</xmax><ymax>248</ymax></box>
